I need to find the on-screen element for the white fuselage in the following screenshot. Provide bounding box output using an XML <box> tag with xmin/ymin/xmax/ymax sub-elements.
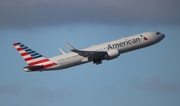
<box><xmin>45</xmin><ymin>31</ymin><xmax>165</xmax><ymax>71</ymax></box>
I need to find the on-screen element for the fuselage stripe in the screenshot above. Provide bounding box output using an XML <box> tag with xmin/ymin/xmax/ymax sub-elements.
<box><xmin>24</xmin><ymin>57</ymin><xmax>34</xmax><ymax>61</ymax></box>
<box><xmin>21</xmin><ymin>52</ymin><xmax>29</xmax><ymax>56</ymax></box>
<box><xmin>13</xmin><ymin>43</ymin><xmax>18</xmax><ymax>46</ymax></box>
<box><xmin>43</xmin><ymin>63</ymin><xmax>57</xmax><ymax>68</ymax></box>
<box><xmin>33</xmin><ymin>55</ymin><xmax>43</xmax><ymax>58</ymax></box>
<box><xmin>28</xmin><ymin>59</ymin><xmax>50</xmax><ymax>66</ymax></box>
<box><xmin>17</xmin><ymin>48</ymin><xmax>23</xmax><ymax>51</ymax></box>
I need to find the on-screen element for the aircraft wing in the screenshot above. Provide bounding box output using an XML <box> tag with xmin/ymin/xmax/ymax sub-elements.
<box><xmin>65</xmin><ymin>42</ymin><xmax>107</xmax><ymax>59</ymax></box>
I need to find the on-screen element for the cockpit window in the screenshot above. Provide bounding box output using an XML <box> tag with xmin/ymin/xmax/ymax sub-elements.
<box><xmin>156</xmin><ymin>32</ymin><xmax>161</xmax><ymax>35</ymax></box>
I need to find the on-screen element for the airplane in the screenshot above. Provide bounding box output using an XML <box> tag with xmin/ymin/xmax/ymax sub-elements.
<box><xmin>13</xmin><ymin>31</ymin><xmax>165</xmax><ymax>72</ymax></box>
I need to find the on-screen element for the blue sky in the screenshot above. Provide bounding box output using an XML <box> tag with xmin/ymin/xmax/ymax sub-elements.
<box><xmin>1</xmin><ymin>0</ymin><xmax>180</xmax><ymax>106</ymax></box>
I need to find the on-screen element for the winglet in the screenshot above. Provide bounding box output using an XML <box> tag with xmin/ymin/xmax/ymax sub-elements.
<box><xmin>59</xmin><ymin>48</ymin><xmax>67</xmax><ymax>54</ymax></box>
<box><xmin>65</xmin><ymin>42</ymin><xmax>76</xmax><ymax>51</ymax></box>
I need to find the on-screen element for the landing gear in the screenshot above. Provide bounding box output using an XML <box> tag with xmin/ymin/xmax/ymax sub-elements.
<box><xmin>93</xmin><ymin>59</ymin><xmax>102</xmax><ymax>66</ymax></box>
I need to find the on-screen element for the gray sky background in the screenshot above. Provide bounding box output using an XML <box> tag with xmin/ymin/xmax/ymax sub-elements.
<box><xmin>0</xmin><ymin>0</ymin><xmax>180</xmax><ymax>106</ymax></box>
<box><xmin>0</xmin><ymin>0</ymin><xmax>180</xmax><ymax>28</ymax></box>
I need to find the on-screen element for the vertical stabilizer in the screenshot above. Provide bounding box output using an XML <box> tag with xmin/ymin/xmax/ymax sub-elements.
<box><xmin>13</xmin><ymin>42</ymin><xmax>57</xmax><ymax>69</ymax></box>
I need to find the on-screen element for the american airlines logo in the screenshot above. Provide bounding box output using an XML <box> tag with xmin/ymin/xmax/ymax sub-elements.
<box><xmin>107</xmin><ymin>35</ymin><xmax>148</xmax><ymax>50</ymax></box>
<box><xmin>140</xmin><ymin>35</ymin><xmax>148</xmax><ymax>40</ymax></box>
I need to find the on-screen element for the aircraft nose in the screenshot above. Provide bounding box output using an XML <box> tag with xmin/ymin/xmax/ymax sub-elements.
<box><xmin>160</xmin><ymin>34</ymin><xmax>165</xmax><ymax>39</ymax></box>
<box><xmin>155</xmin><ymin>32</ymin><xmax>165</xmax><ymax>40</ymax></box>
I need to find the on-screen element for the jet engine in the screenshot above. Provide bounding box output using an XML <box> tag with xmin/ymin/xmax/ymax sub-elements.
<box><xmin>105</xmin><ymin>49</ymin><xmax>120</xmax><ymax>60</ymax></box>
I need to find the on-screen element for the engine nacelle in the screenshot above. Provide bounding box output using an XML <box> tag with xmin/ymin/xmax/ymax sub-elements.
<box><xmin>105</xmin><ymin>49</ymin><xmax>120</xmax><ymax>60</ymax></box>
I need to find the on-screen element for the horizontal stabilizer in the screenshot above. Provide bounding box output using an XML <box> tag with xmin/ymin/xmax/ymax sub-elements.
<box><xmin>59</xmin><ymin>48</ymin><xmax>67</xmax><ymax>54</ymax></box>
<box><xmin>23</xmin><ymin>65</ymin><xmax>44</xmax><ymax>72</ymax></box>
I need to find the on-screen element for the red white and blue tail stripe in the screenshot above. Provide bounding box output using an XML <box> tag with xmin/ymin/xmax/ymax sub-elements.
<box><xmin>13</xmin><ymin>42</ymin><xmax>57</xmax><ymax>71</ymax></box>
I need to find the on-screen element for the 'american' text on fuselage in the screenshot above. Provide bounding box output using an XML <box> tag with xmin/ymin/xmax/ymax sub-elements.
<box><xmin>108</xmin><ymin>38</ymin><xmax>141</xmax><ymax>50</ymax></box>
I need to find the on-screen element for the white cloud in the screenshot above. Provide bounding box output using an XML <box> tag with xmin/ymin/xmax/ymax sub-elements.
<box><xmin>31</xmin><ymin>85</ymin><xmax>72</xmax><ymax>101</ymax></box>
<box><xmin>138</xmin><ymin>77</ymin><xmax>180</xmax><ymax>93</ymax></box>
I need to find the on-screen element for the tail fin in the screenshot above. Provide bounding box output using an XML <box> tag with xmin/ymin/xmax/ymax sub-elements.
<box><xmin>13</xmin><ymin>42</ymin><xmax>57</xmax><ymax>68</ymax></box>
